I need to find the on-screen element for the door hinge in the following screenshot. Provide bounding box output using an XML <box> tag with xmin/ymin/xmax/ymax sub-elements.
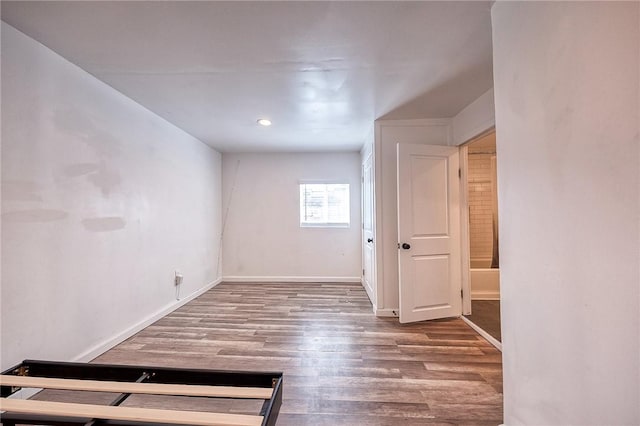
<box><xmin>461</xmin><ymin>289</ymin><xmax>464</xmax><ymax>298</ymax></box>
<box><xmin>363</xmin><ymin>269</ymin><xmax>365</xmax><ymax>276</ymax></box>
<box><xmin>458</xmin><ymin>168</ymin><xmax>462</xmax><ymax>178</ymax></box>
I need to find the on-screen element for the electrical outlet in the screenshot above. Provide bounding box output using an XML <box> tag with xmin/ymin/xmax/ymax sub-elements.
<box><xmin>174</xmin><ymin>271</ymin><xmax>183</xmax><ymax>286</ymax></box>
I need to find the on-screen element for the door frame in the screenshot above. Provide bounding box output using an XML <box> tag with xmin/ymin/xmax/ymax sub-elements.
<box><xmin>459</xmin><ymin>143</ymin><xmax>472</xmax><ymax>315</ymax></box>
<box><xmin>459</xmin><ymin>127</ymin><xmax>497</xmax><ymax>316</ymax></box>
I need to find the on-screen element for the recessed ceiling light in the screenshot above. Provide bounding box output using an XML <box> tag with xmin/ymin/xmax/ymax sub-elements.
<box><xmin>257</xmin><ymin>118</ymin><xmax>272</xmax><ymax>126</ymax></box>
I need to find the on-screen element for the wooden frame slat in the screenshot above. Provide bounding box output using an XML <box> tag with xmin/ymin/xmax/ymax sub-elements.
<box><xmin>0</xmin><ymin>375</ymin><xmax>273</xmax><ymax>400</ymax></box>
<box><xmin>0</xmin><ymin>398</ymin><xmax>264</xmax><ymax>426</ymax></box>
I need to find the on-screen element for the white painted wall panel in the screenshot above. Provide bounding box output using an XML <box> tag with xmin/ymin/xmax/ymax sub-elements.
<box><xmin>1</xmin><ymin>23</ymin><xmax>222</xmax><ymax>369</ymax></box>
<box><xmin>492</xmin><ymin>2</ymin><xmax>639</xmax><ymax>424</ymax></box>
<box><xmin>221</xmin><ymin>153</ymin><xmax>361</xmax><ymax>281</ymax></box>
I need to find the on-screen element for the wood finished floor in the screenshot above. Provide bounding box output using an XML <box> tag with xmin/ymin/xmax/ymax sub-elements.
<box><xmin>85</xmin><ymin>282</ymin><xmax>503</xmax><ymax>425</ymax></box>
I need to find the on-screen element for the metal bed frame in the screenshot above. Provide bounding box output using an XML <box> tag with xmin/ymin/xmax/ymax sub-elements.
<box><xmin>0</xmin><ymin>359</ymin><xmax>283</xmax><ymax>426</ymax></box>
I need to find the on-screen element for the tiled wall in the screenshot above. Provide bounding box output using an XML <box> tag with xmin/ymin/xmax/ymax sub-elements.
<box><xmin>468</xmin><ymin>153</ymin><xmax>495</xmax><ymax>266</ymax></box>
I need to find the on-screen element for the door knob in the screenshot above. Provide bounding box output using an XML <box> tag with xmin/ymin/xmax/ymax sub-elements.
<box><xmin>367</xmin><ymin>238</ymin><xmax>373</xmax><ymax>243</ymax></box>
<box><xmin>401</xmin><ymin>243</ymin><xmax>411</xmax><ymax>250</ymax></box>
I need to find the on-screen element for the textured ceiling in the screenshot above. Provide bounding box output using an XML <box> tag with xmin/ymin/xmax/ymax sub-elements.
<box><xmin>2</xmin><ymin>1</ymin><xmax>494</xmax><ymax>152</ymax></box>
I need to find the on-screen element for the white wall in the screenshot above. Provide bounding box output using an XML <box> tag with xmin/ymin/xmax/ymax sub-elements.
<box><xmin>361</xmin><ymin>126</ymin><xmax>374</xmax><ymax>163</ymax></box>
<box><xmin>374</xmin><ymin>119</ymin><xmax>451</xmax><ymax>313</ymax></box>
<box><xmin>492</xmin><ymin>2</ymin><xmax>639</xmax><ymax>424</ymax></box>
<box><xmin>221</xmin><ymin>152</ymin><xmax>361</xmax><ymax>282</ymax></box>
<box><xmin>1</xmin><ymin>23</ymin><xmax>222</xmax><ymax>370</ymax></box>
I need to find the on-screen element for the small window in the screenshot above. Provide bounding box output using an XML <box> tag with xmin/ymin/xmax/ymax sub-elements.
<box><xmin>299</xmin><ymin>183</ymin><xmax>350</xmax><ymax>228</ymax></box>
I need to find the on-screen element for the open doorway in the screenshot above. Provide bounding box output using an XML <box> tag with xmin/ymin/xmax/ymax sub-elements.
<box><xmin>462</xmin><ymin>130</ymin><xmax>501</xmax><ymax>347</ymax></box>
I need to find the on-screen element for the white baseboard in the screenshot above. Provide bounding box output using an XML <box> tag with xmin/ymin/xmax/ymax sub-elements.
<box><xmin>460</xmin><ymin>315</ymin><xmax>502</xmax><ymax>351</ymax></box>
<box><xmin>74</xmin><ymin>278</ymin><xmax>222</xmax><ymax>363</ymax></box>
<box><xmin>471</xmin><ymin>291</ymin><xmax>500</xmax><ymax>301</ymax></box>
<box><xmin>374</xmin><ymin>307</ymin><xmax>399</xmax><ymax>318</ymax></box>
<box><xmin>222</xmin><ymin>276</ymin><xmax>361</xmax><ymax>283</ymax></box>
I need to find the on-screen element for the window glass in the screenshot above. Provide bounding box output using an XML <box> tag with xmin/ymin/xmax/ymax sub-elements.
<box><xmin>299</xmin><ymin>183</ymin><xmax>350</xmax><ymax>227</ymax></box>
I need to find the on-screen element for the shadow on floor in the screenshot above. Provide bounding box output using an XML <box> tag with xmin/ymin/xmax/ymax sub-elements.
<box><xmin>464</xmin><ymin>300</ymin><xmax>501</xmax><ymax>342</ymax></box>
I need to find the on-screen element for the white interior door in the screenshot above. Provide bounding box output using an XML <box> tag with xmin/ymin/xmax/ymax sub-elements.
<box><xmin>362</xmin><ymin>153</ymin><xmax>376</xmax><ymax>305</ymax></box>
<box><xmin>397</xmin><ymin>144</ymin><xmax>461</xmax><ymax>323</ymax></box>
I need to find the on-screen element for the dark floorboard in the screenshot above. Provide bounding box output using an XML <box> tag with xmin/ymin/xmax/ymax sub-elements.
<box><xmin>464</xmin><ymin>300</ymin><xmax>501</xmax><ymax>342</ymax></box>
